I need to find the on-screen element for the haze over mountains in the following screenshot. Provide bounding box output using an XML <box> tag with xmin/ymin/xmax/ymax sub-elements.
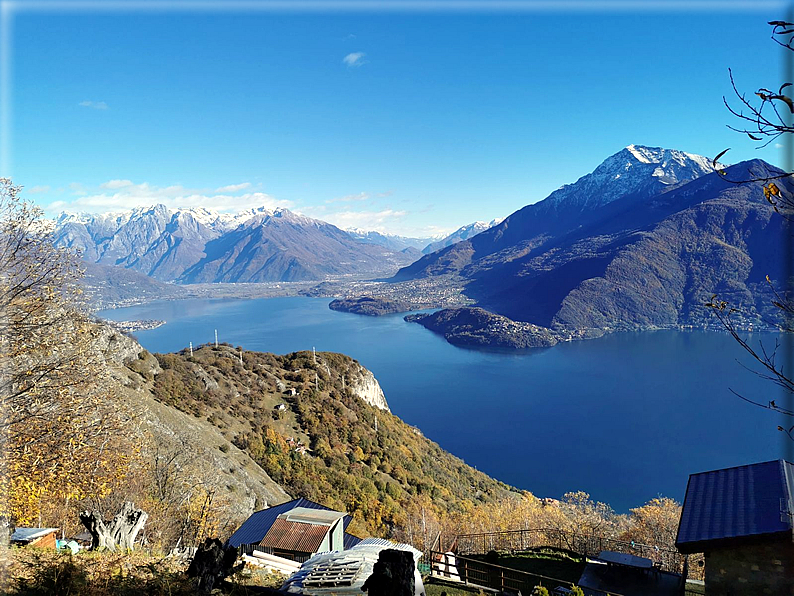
<box><xmin>396</xmin><ymin>145</ymin><xmax>786</xmax><ymax>342</ymax></box>
<box><xmin>53</xmin><ymin>205</ymin><xmax>418</xmax><ymax>283</ymax></box>
<box><xmin>54</xmin><ymin>143</ymin><xmax>787</xmax><ymax>345</ymax></box>
<box><xmin>53</xmin><ymin>202</ymin><xmax>506</xmax><ymax>285</ymax></box>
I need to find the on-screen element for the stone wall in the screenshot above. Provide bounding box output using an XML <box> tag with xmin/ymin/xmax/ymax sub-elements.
<box><xmin>705</xmin><ymin>539</ymin><xmax>794</xmax><ymax>595</ymax></box>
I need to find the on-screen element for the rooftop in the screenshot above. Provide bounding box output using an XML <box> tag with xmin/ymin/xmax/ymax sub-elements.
<box><xmin>676</xmin><ymin>459</ymin><xmax>794</xmax><ymax>553</ymax></box>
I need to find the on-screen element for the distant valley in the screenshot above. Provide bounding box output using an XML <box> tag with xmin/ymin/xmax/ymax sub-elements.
<box><xmin>61</xmin><ymin>144</ymin><xmax>787</xmax><ymax>351</ymax></box>
<box><xmin>54</xmin><ymin>206</ymin><xmax>418</xmax><ymax>284</ymax></box>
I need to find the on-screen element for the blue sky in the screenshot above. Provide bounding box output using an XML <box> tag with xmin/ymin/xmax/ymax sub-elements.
<box><xmin>3</xmin><ymin>1</ymin><xmax>788</xmax><ymax>236</ymax></box>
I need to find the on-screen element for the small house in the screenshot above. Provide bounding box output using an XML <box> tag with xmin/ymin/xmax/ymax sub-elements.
<box><xmin>227</xmin><ymin>497</ymin><xmax>361</xmax><ymax>562</ymax></box>
<box><xmin>11</xmin><ymin>528</ymin><xmax>59</xmax><ymax>549</ymax></box>
<box><xmin>675</xmin><ymin>459</ymin><xmax>794</xmax><ymax>595</ymax></box>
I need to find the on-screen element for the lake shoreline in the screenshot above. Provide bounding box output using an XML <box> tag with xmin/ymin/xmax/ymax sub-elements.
<box><xmin>99</xmin><ymin>295</ymin><xmax>784</xmax><ymax>513</ymax></box>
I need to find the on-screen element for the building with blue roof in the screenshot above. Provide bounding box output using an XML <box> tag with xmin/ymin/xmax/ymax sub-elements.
<box><xmin>226</xmin><ymin>497</ymin><xmax>362</xmax><ymax>560</ymax></box>
<box><xmin>676</xmin><ymin>459</ymin><xmax>794</xmax><ymax>594</ymax></box>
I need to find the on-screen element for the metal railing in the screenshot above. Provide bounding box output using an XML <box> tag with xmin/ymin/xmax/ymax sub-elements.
<box><xmin>429</xmin><ymin>550</ymin><xmax>625</xmax><ymax>596</ymax></box>
<box><xmin>453</xmin><ymin>528</ymin><xmax>685</xmax><ymax>574</ymax></box>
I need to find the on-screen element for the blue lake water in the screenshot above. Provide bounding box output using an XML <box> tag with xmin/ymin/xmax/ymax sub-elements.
<box><xmin>100</xmin><ymin>296</ymin><xmax>792</xmax><ymax>512</ymax></box>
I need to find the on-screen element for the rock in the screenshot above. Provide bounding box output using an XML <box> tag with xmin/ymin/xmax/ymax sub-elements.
<box><xmin>187</xmin><ymin>538</ymin><xmax>239</xmax><ymax>594</ymax></box>
<box><xmin>348</xmin><ymin>362</ymin><xmax>390</xmax><ymax>411</ymax></box>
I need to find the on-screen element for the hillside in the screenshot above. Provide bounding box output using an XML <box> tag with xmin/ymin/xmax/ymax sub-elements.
<box><xmin>151</xmin><ymin>344</ymin><xmax>518</xmax><ymax>535</ymax></box>
<box><xmin>394</xmin><ymin>145</ymin><xmax>719</xmax><ymax>282</ymax></box>
<box><xmin>97</xmin><ymin>324</ymin><xmax>291</xmax><ymax>525</ymax></box>
<box><xmin>80</xmin><ymin>260</ymin><xmax>183</xmax><ymax>308</ymax></box>
<box><xmin>390</xmin><ymin>147</ymin><xmax>787</xmax><ymax>345</ymax></box>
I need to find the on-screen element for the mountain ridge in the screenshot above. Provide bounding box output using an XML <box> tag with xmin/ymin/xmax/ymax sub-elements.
<box><xmin>395</xmin><ymin>146</ymin><xmax>785</xmax><ymax>346</ymax></box>
<box><xmin>53</xmin><ymin>205</ymin><xmax>417</xmax><ymax>283</ymax></box>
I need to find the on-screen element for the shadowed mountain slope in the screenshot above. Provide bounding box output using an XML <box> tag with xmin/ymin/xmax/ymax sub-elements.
<box><xmin>398</xmin><ymin>146</ymin><xmax>787</xmax><ymax>342</ymax></box>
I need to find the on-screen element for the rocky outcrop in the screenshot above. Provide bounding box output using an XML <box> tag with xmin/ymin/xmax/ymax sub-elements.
<box><xmin>93</xmin><ymin>322</ymin><xmax>145</xmax><ymax>366</ymax></box>
<box><xmin>348</xmin><ymin>362</ymin><xmax>390</xmax><ymax>411</ymax></box>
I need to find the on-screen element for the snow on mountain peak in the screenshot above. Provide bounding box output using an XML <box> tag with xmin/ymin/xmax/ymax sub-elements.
<box><xmin>547</xmin><ymin>144</ymin><xmax>718</xmax><ymax>209</ymax></box>
<box><xmin>625</xmin><ymin>143</ymin><xmax>654</xmax><ymax>164</ymax></box>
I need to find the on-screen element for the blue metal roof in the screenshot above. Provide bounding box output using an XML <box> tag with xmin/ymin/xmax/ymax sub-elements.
<box><xmin>343</xmin><ymin>532</ymin><xmax>363</xmax><ymax>550</ymax></box>
<box><xmin>227</xmin><ymin>497</ymin><xmax>353</xmax><ymax>549</ymax></box>
<box><xmin>676</xmin><ymin>459</ymin><xmax>794</xmax><ymax>552</ymax></box>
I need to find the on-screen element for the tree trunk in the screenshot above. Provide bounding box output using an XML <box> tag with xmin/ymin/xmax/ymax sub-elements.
<box><xmin>79</xmin><ymin>502</ymin><xmax>148</xmax><ymax>551</ymax></box>
<box><xmin>0</xmin><ymin>516</ymin><xmax>14</xmax><ymax>547</ymax></box>
<box><xmin>186</xmin><ymin>538</ymin><xmax>239</xmax><ymax>594</ymax></box>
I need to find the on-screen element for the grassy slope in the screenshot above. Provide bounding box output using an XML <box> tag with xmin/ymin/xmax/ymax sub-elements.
<box><xmin>152</xmin><ymin>344</ymin><xmax>517</xmax><ymax>535</ymax></box>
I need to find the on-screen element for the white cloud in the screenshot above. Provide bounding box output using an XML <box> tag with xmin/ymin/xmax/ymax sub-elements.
<box><xmin>326</xmin><ymin>192</ymin><xmax>370</xmax><ymax>204</ymax></box>
<box><xmin>343</xmin><ymin>52</ymin><xmax>366</xmax><ymax>67</ymax></box>
<box><xmin>44</xmin><ymin>181</ymin><xmax>291</xmax><ymax>215</ymax></box>
<box><xmin>26</xmin><ymin>185</ymin><xmax>50</xmax><ymax>194</ymax></box>
<box><xmin>215</xmin><ymin>182</ymin><xmax>252</xmax><ymax>193</ymax></box>
<box><xmin>314</xmin><ymin>208</ymin><xmax>408</xmax><ymax>233</ymax></box>
<box><xmin>100</xmin><ymin>179</ymin><xmax>134</xmax><ymax>189</ymax></box>
<box><xmin>79</xmin><ymin>100</ymin><xmax>109</xmax><ymax>110</ymax></box>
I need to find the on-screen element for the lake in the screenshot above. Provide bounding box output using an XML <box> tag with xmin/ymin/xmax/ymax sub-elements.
<box><xmin>99</xmin><ymin>296</ymin><xmax>791</xmax><ymax>512</ymax></box>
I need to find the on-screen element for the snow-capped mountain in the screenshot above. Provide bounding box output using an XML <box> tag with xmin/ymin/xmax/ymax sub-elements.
<box><xmin>346</xmin><ymin>228</ymin><xmax>438</xmax><ymax>255</ymax></box>
<box><xmin>545</xmin><ymin>144</ymin><xmax>720</xmax><ymax>211</ymax></box>
<box><xmin>394</xmin><ymin>145</ymin><xmax>785</xmax><ymax>338</ymax></box>
<box><xmin>53</xmin><ymin>205</ymin><xmax>417</xmax><ymax>283</ymax></box>
<box><xmin>421</xmin><ymin>218</ymin><xmax>504</xmax><ymax>255</ymax></box>
<box><xmin>394</xmin><ymin>144</ymin><xmax>724</xmax><ymax>281</ymax></box>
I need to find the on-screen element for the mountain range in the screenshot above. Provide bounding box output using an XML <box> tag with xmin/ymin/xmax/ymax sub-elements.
<box><xmin>54</xmin><ymin>143</ymin><xmax>786</xmax><ymax>345</ymax></box>
<box><xmin>421</xmin><ymin>218</ymin><xmax>504</xmax><ymax>254</ymax></box>
<box><xmin>345</xmin><ymin>228</ymin><xmax>437</xmax><ymax>256</ymax></box>
<box><xmin>53</xmin><ymin>206</ymin><xmax>418</xmax><ymax>283</ymax></box>
<box><xmin>394</xmin><ymin>145</ymin><xmax>786</xmax><ymax>343</ymax></box>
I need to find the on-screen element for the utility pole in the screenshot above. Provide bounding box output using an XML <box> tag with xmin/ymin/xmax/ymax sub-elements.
<box><xmin>214</xmin><ymin>329</ymin><xmax>218</xmax><ymax>348</ymax></box>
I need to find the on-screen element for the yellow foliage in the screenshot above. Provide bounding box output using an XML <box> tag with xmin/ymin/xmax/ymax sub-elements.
<box><xmin>0</xmin><ymin>178</ymin><xmax>136</xmax><ymax>528</ymax></box>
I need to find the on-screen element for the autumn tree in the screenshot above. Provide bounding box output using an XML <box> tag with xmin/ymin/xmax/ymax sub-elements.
<box><xmin>0</xmin><ymin>178</ymin><xmax>134</xmax><ymax>528</ymax></box>
<box><xmin>620</xmin><ymin>497</ymin><xmax>681</xmax><ymax>549</ymax></box>
<box><xmin>138</xmin><ymin>438</ymin><xmax>236</xmax><ymax>549</ymax></box>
